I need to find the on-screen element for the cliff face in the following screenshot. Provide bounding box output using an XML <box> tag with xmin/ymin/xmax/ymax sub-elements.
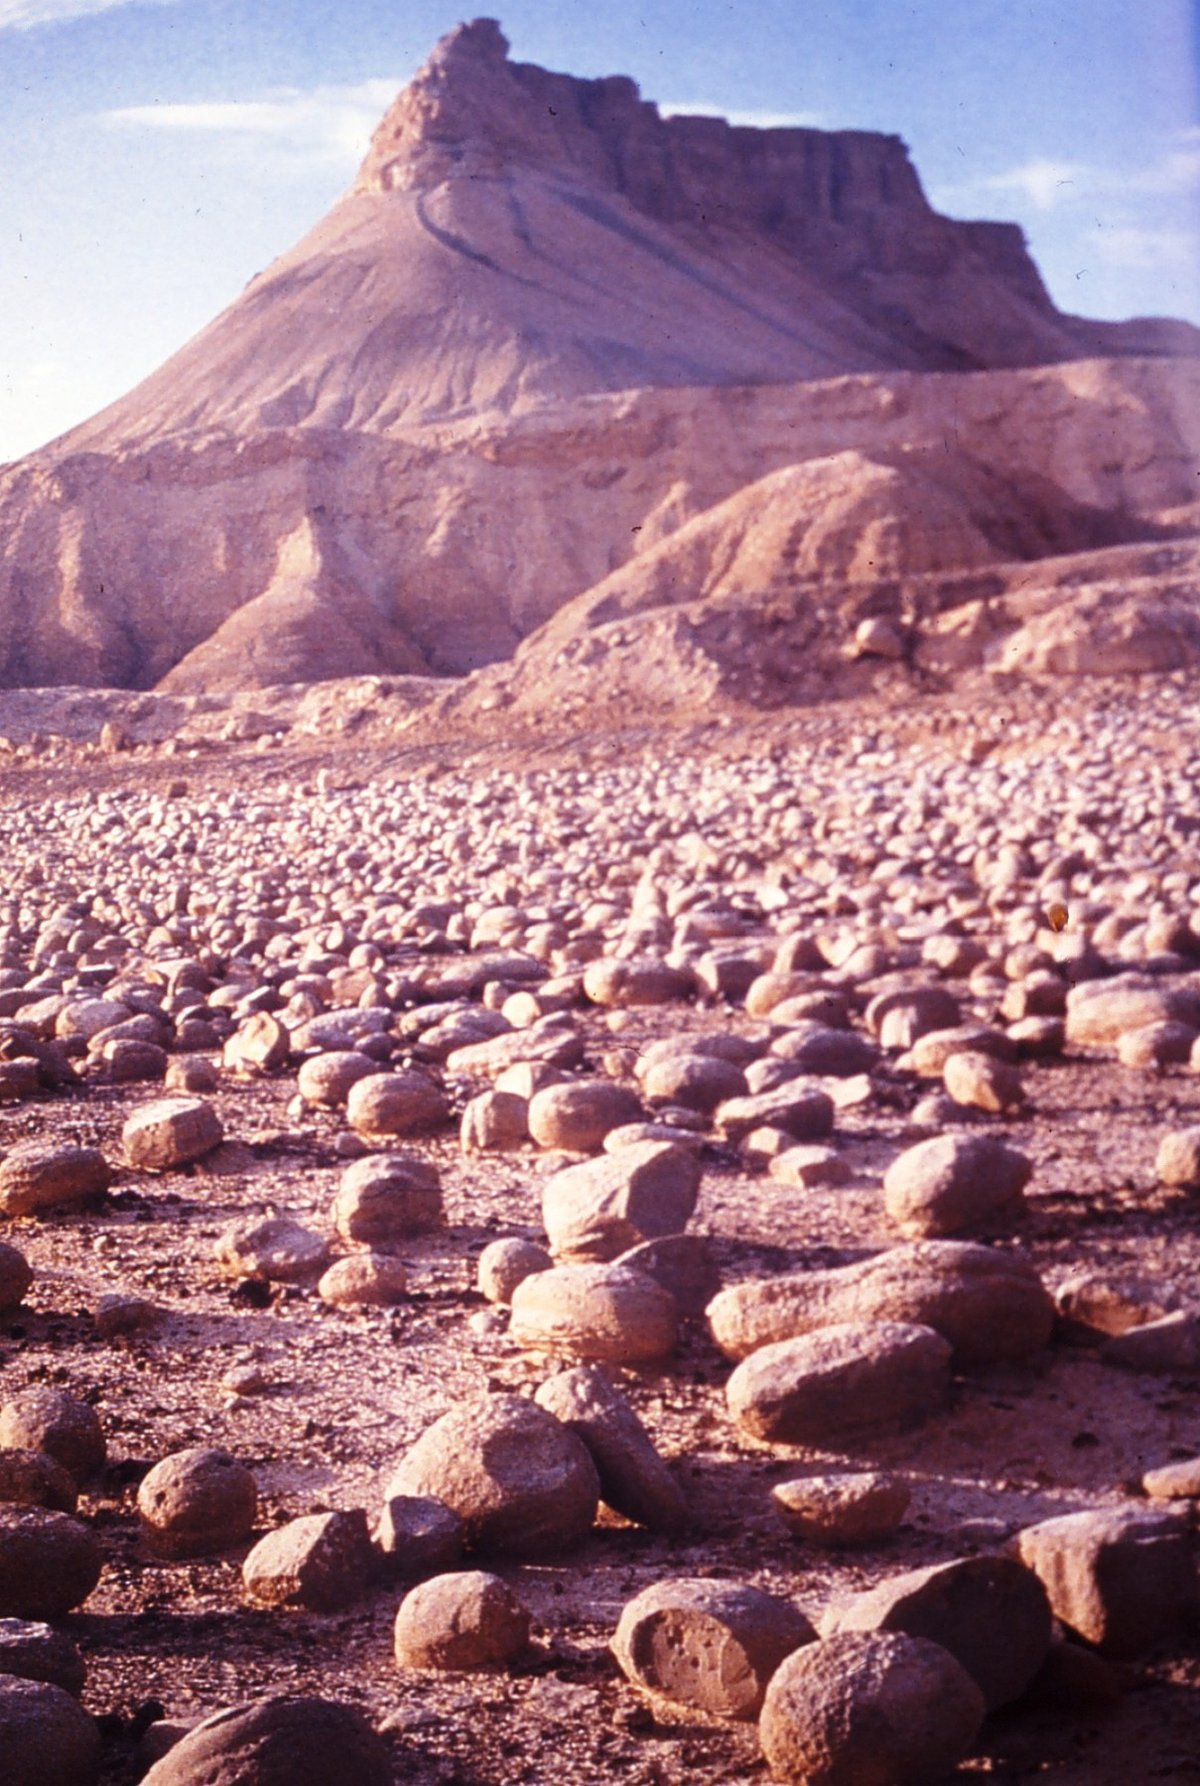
<box><xmin>0</xmin><ymin>18</ymin><xmax>1196</xmax><ymax>694</ymax></box>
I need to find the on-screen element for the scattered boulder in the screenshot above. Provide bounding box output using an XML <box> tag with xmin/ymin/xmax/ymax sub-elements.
<box><xmin>332</xmin><ymin>1152</ymin><xmax>443</xmax><ymax>1246</ymax></box>
<box><xmin>708</xmin><ymin>1240</ymin><xmax>1052</xmax><ymax>1367</ymax></box>
<box><xmin>0</xmin><ymin>1450</ymin><xmax>78</xmax><ymax>1514</ymax></box>
<box><xmin>222</xmin><ymin>1012</ymin><xmax>289</xmax><ymax>1073</ymax></box>
<box><xmin>510</xmin><ymin>1263</ymin><xmax>678</xmax><ymax>1364</ymax></box>
<box><xmin>726</xmin><ymin>1321</ymin><xmax>951</xmax><ymax>1445</ymax></box>
<box><xmin>1015</xmin><ymin>1505</ymin><xmax>1200</xmax><ymax>1657</ymax></box>
<box><xmin>0</xmin><ymin>1389</ymin><xmax>105</xmax><ymax>1484</ymax></box>
<box><xmin>612</xmin><ymin>1577</ymin><xmax>816</xmax><ymax>1719</ymax></box>
<box><xmin>882</xmin><ymin>1133</ymin><xmax>1032</xmax><ymax>1237</ymax></box>
<box><xmin>137</xmin><ymin>1447</ymin><xmax>258</xmax><ymax>1557</ymax></box>
<box><xmin>943</xmin><ymin>1049</ymin><xmax>1025</xmax><ymax>1112</ymax></box>
<box><xmin>384</xmin><ymin>1393</ymin><xmax>600</xmax><ymax>1558</ymax></box>
<box><xmin>140</xmin><ymin>1695</ymin><xmax>391</xmax><ymax>1786</ymax></box>
<box><xmin>317</xmin><ymin>1252</ymin><xmax>410</xmax><ymax>1308</ymax></box>
<box><xmin>1156</xmin><ymin>1126</ymin><xmax>1200</xmax><ymax>1187</ymax></box>
<box><xmin>759</xmin><ymin>1630</ymin><xmax>985</xmax><ymax>1786</ymax></box>
<box><xmin>1064</xmin><ymin>975</ymin><xmax>1200</xmax><ymax>1047</ymax></box>
<box><xmin>1142</xmin><ymin>1456</ymin><xmax>1200</xmax><ymax>1500</ymax></box>
<box><xmin>213</xmin><ymin>1213</ymin><xmax>329</xmax><ymax>1283</ymax></box>
<box><xmin>541</xmin><ymin>1141</ymin><xmax>700</xmax><ymax>1262</ymax></box>
<box><xmin>460</xmin><ymin>1088</ymin><xmax>529</xmax><ymax>1152</ymax></box>
<box><xmin>583</xmin><ymin>957</ymin><xmax>691</xmax><ymax>1007</ymax></box>
<box><xmin>772</xmin><ymin>1472</ymin><xmax>910</xmax><ymax>1547</ymax></box>
<box><xmin>528</xmin><ymin>1079</ymin><xmax>642</xmax><ymax>1152</ymax></box>
<box><xmin>0</xmin><ymin>1509</ymin><xmax>102</xmax><ymax>1617</ymax></box>
<box><xmin>0</xmin><ymin>1143</ymin><xmax>110</xmax><ymax>1217</ymax></box>
<box><xmin>534</xmin><ymin>1365</ymin><xmax>687</xmax><ymax>1531</ymax></box>
<box><xmin>243</xmin><ymin>1510</ymin><xmax>374</xmax><ymax>1611</ymax></box>
<box><xmin>345</xmin><ymin>1070</ymin><xmax>449</xmax><ymax>1139</ymax></box>
<box><xmin>394</xmin><ymin>1570</ymin><xmax>531</xmax><ymax>1670</ymax></box>
<box><xmin>612</xmin><ymin>1232</ymin><xmax>720</xmax><ymax>1314</ymax></box>
<box><xmin>122</xmin><ymin>1097</ymin><xmax>224</xmax><ymax>1169</ymax></box>
<box><xmin>477</xmin><ymin>1236</ymin><xmax>553</xmax><ymax>1304</ymax></box>
<box><xmin>822</xmin><ymin>1553</ymin><xmax>1052</xmax><ymax>1708</ymax></box>
<box><xmin>640</xmin><ymin>1051</ymin><xmax>748</xmax><ymax>1113</ymax></box>
<box><xmin>714</xmin><ymin>1084</ymin><xmax>834</xmax><ymax>1145</ymax></box>
<box><xmin>373</xmin><ymin>1494</ymin><xmax>465</xmax><ymax>1578</ymax></box>
<box><xmin>0</xmin><ymin>1676</ymin><xmax>101</xmax><ymax>1786</ymax></box>
<box><xmin>296</xmin><ymin>1050</ymin><xmax>378</xmax><ymax>1108</ymax></box>
<box><xmin>0</xmin><ymin>1618</ymin><xmax>86</xmax><ymax>1695</ymax></box>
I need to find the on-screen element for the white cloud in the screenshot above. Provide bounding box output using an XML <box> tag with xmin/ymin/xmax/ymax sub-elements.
<box><xmin>104</xmin><ymin>78</ymin><xmax>402</xmax><ymax>169</ymax></box>
<box><xmin>0</xmin><ymin>0</ymin><xmax>175</xmax><ymax>28</ymax></box>
<box><xmin>661</xmin><ymin>104</ymin><xmax>824</xmax><ymax>130</ymax></box>
<box><xmin>940</xmin><ymin>134</ymin><xmax>1200</xmax><ymax>215</ymax></box>
<box><xmin>1090</xmin><ymin>223</ymin><xmax>1199</xmax><ymax>271</ymax></box>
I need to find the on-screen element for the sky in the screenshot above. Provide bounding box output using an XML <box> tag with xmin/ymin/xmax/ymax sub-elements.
<box><xmin>0</xmin><ymin>0</ymin><xmax>1197</xmax><ymax>464</ymax></box>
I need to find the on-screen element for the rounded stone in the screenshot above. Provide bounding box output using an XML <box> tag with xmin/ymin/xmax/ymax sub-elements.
<box><xmin>0</xmin><ymin>1618</ymin><xmax>86</xmax><ymax>1695</ymax></box>
<box><xmin>296</xmin><ymin>1050</ymin><xmax>378</xmax><ymax>1108</ymax></box>
<box><xmin>726</xmin><ymin>1321</ymin><xmax>952</xmax><ymax>1446</ymax></box>
<box><xmin>943</xmin><ymin>1050</ymin><xmax>1025</xmax><ymax>1113</ymax></box>
<box><xmin>534</xmin><ymin>1365</ymin><xmax>687</xmax><ymax>1532</ymax></box>
<box><xmin>317</xmin><ymin>1253</ymin><xmax>409</xmax><ymax>1308</ymax></box>
<box><xmin>345</xmin><ymin>1070</ymin><xmax>449</xmax><ymax>1139</ymax></box>
<box><xmin>510</xmin><ymin>1263</ymin><xmax>678</xmax><ymax>1364</ymax></box>
<box><xmin>0</xmin><ymin>1389</ymin><xmax>106</xmax><ymax>1483</ymax></box>
<box><xmin>0</xmin><ymin>1143</ymin><xmax>111</xmax><ymax>1217</ymax></box>
<box><xmin>460</xmin><ymin>1089</ymin><xmax>529</xmax><ymax>1153</ymax></box>
<box><xmin>0</xmin><ymin>1242</ymin><xmax>32</xmax><ymax>1311</ymax></box>
<box><xmin>332</xmin><ymin>1152</ymin><xmax>443</xmax><ymax>1247</ymax></box>
<box><xmin>612</xmin><ymin>1578</ymin><xmax>815</xmax><ymax>1719</ymax></box>
<box><xmin>0</xmin><ymin>1676</ymin><xmax>101</xmax><ymax>1786</ymax></box>
<box><xmin>213</xmin><ymin>1214</ymin><xmax>329</xmax><ymax>1283</ymax></box>
<box><xmin>540</xmin><ymin>1140</ymin><xmax>700</xmax><ymax>1263</ymax></box>
<box><xmin>0</xmin><ymin>1509</ymin><xmax>102</xmax><ymax>1617</ymax></box>
<box><xmin>883</xmin><ymin>1133</ymin><xmax>1032</xmax><ymax>1238</ymax></box>
<box><xmin>385</xmin><ymin>1392</ymin><xmax>600</xmax><ymax>1558</ymax></box>
<box><xmin>373</xmin><ymin>1494</ymin><xmax>465</xmax><ymax>1578</ymax></box>
<box><xmin>527</xmin><ymin>1079</ymin><xmax>642</xmax><ymax>1152</ymax></box>
<box><xmin>1156</xmin><ymin>1126</ymin><xmax>1200</xmax><ymax>1188</ymax></box>
<box><xmin>394</xmin><ymin>1570</ymin><xmax>531</xmax><ymax>1670</ymax></box>
<box><xmin>0</xmin><ymin>1449</ymin><xmax>78</xmax><ymax>1514</ymax></box>
<box><xmin>140</xmin><ymin>1695</ymin><xmax>391</xmax><ymax>1786</ymax></box>
<box><xmin>640</xmin><ymin>1051</ymin><xmax>748</xmax><ymax>1113</ymax></box>
<box><xmin>772</xmin><ymin>1472</ymin><xmax>910</xmax><ymax>1547</ymax></box>
<box><xmin>758</xmin><ymin>1629</ymin><xmax>985</xmax><ymax>1786</ymax></box>
<box><xmin>122</xmin><ymin>1097</ymin><xmax>223</xmax><ymax>1169</ymax></box>
<box><xmin>137</xmin><ymin>1447</ymin><xmax>258</xmax><ymax>1558</ymax></box>
<box><xmin>476</xmin><ymin>1237</ymin><xmax>553</xmax><ymax>1305</ymax></box>
<box><xmin>242</xmin><ymin>1510</ymin><xmax>374</xmax><ymax>1612</ymax></box>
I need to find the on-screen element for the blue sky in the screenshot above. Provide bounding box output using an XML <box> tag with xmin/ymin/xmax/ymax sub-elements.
<box><xmin>1</xmin><ymin>0</ymin><xmax>1196</xmax><ymax>463</ymax></box>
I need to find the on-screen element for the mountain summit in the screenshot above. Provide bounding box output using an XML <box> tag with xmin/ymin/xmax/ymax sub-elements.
<box><xmin>0</xmin><ymin>20</ymin><xmax>1196</xmax><ymax>693</ymax></box>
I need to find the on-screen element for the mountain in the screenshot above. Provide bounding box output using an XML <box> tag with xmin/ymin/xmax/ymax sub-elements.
<box><xmin>0</xmin><ymin>17</ymin><xmax>1196</xmax><ymax>694</ymax></box>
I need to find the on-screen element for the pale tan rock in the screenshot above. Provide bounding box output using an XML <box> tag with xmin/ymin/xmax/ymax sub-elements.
<box><xmin>0</xmin><ymin>1676</ymin><xmax>101</xmax><ymax>1786</ymax></box>
<box><xmin>1015</xmin><ymin>1506</ymin><xmax>1199</xmax><ymax>1657</ymax></box>
<box><xmin>541</xmin><ymin>1140</ymin><xmax>700</xmax><ymax>1262</ymax></box>
<box><xmin>213</xmin><ymin>1213</ymin><xmax>329</xmax><ymax>1282</ymax></box>
<box><xmin>373</xmin><ymin>1494</ymin><xmax>465</xmax><ymax>1577</ymax></box>
<box><xmin>1101</xmin><ymin>1310</ymin><xmax>1200</xmax><ymax>1372</ymax></box>
<box><xmin>772</xmin><ymin>1471</ymin><xmax>910</xmax><ymax>1546</ymax></box>
<box><xmin>1053</xmin><ymin>1268</ymin><xmax>1179</xmax><ymax>1338</ymax></box>
<box><xmin>385</xmin><ymin>1392</ymin><xmax>600</xmax><ymax>1557</ymax></box>
<box><xmin>0</xmin><ymin>1390</ymin><xmax>105</xmax><ymax>1484</ymax></box>
<box><xmin>866</xmin><ymin>983</ymin><xmax>961</xmax><ymax>1048</ymax></box>
<box><xmin>534</xmin><ymin>1365</ymin><xmax>687</xmax><ymax>1532</ymax></box>
<box><xmin>1117</xmin><ymin>1020</ymin><xmax>1197</xmax><ymax>1067</ymax></box>
<box><xmin>707</xmin><ymin>1240</ymin><xmax>1052</xmax><ymax>1367</ymax></box>
<box><xmin>140</xmin><ymin>1696</ymin><xmax>391</xmax><ymax>1786</ymax></box>
<box><xmin>317</xmin><ymin>1252</ymin><xmax>409</xmax><ymax>1308</ymax></box>
<box><xmin>527</xmin><ymin>1078</ymin><xmax>641</xmax><ymax>1152</ymax></box>
<box><xmin>822</xmin><ymin>1554</ymin><xmax>1051</xmax><ymax>1709</ymax></box>
<box><xmin>510</xmin><ymin>1263</ymin><xmax>678</xmax><ymax>1364</ymax></box>
<box><xmin>296</xmin><ymin>1050</ymin><xmax>378</xmax><ymax>1107</ymax></box>
<box><xmin>1156</xmin><ymin>1125</ymin><xmax>1200</xmax><ymax>1186</ymax></box>
<box><xmin>122</xmin><ymin>1097</ymin><xmax>223</xmax><ymax>1169</ymax></box>
<box><xmin>394</xmin><ymin>1570</ymin><xmax>530</xmax><ymax>1670</ymax></box>
<box><xmin>714</xmin><ymin>1084</ymin><xmax>834</xmax><ymax>1145</ymax></box>
<box><xmin>222</xmin><ymin>1011</ymin><xmax>289</xmax><ymax>1073</ymax></box>
<box><xmin>1142</xmin><ymin>1456</ymin><xmax>1200</xmax><ymax>1499</ymax></box>
<box><xmin>883</xmin><ymin>1132</ymin><xmax>1031</xmax><ymax>1236</ymax></box>
<box><xmin>943</xmin><ymin>1049</ymin><xmax>1025</xmax><ymax>1112</ymax></box>
<box><xmin>163</xmin><ymin>1055</ymin><xmax>219</xmax><ymax>1093</ymax></box>
<box><xmin>445</xmin><ymin>1016</ymin><xmax>584</xmax><ymax>1076</ymax></box>
<box><xmin>583</xmin><ymin>957</ymin><xmax>691</xmax><ymax>1007</ymax></box>
<box><xmin>332</xmin><ymin>1152</ymin><xmax>443</xmax><ymax>1246</ymax></box>
<box><xmin>345</xmin><ymin>1070</ymin><xmax>449</xmax><ymax>1138</ymax></box>
<box><xmin>0</xmin><ymin>1143</ymin><xmax>110</xmax><ymax>1216</ymax></box>
<box><xmin>612</xmin><ymin>1232</ymin><xmax>719</xmax><ymax>1314</ymax></box>
<box><xmin>726</xmin><ymin>1320</ymin><xmax>951</xmax><ymax>1445</ymax></box>
<box><xmin>769</xmin><ymin>1145</ymin><xmax>852</xmax><ymax>1188</ymax></box>
<box><xmin>137</xmin><ymin>1448</ymin><xmax>258</xmax><ymax>1558</ymax></box>
<box><xmin>476</xmin><ymin>1236</ymin><xmax>552</xmax><ymax>1304</ymax></box>
<box><xmin>759</xmin><ymin>1630</ymin><xmax>985</xmax><ymax>1786</ymax></box>
<box><xmin>612</xmin><ymin>1578</ymin><xmax>815</xmax><ymax>1719</ymax></box>
<box><xmin>243</xmin><ymin>1510</ymin><xmax>374</xmax><ymax>1611</ymax></box>
<box><xmin>1064</xmin><ymin>974</ymin><xmax>1200</xmax><ymax>1047</ymax></box>
<box><xmin>640</xmin><ymin>1051</ymin><xmax>748</xmax><ymax>1112</ymax></box>
<box><xmin>460</xmin><ymin>1088</ymin><xmax>529</xmax><ymax>1152</ymax></box>
<box><xmin>0</xmin><ymin>1509</ymin><xmax>102</xmax><ymax>1618</ymax></box>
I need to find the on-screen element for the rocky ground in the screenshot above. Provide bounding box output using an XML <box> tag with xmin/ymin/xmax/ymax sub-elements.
<box><xmin>0</xmin><ymin>673</ymin><xmax>1199</xmax><ymax>1784</ymax></box>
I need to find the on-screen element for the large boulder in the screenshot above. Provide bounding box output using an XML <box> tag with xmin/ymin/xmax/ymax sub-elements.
<box><xmin>0</xmin><ymin>1676</ymin><xmax>100</xmax><ymax>1786</ymax></box>
<box><xmin>533</xmin><ymin>1365</ymin><xmax>687</xmax><ymax>1531</ymax></box>
<box><xmin>883</xmin><ymin>1133</ymin><xmax>1031</xmax><ymax>1237</ymax></box>
<box><xmin>707</xmin><ymin>1240</ymin><xmax>1052</xmax><ymax>1368</ymax></box>
<box><xmin>384</xmin><ymin>1393</ymin><xmax>600</xmax><ymax>1558</ymax></box>
<box><xmin>510</xmin><ymin>1264</ymin><xmax>678</xmax><ymax>1364</ymax></box>
<box><xmin>726</xmin><ymin>1321</ymin><xmax>951</xmax><ymax>1446</ymax></box>
<box><xmin>140</xmin><ymin>1696</ymin><xmax>391</xmax><ymax>1786</ymax></box>
<box><xmin>612</xmin><ymin>1578</ymin><xmax>816</xmax><ymax>1719</ymax></box>
<box><xmin>541</xmin><ymin>1141</ymin><xmax>700</xmax><ymax>1263</ymax></box>
<box><xmin>1014</xmin><ymin>1506</ymin><xmax>1200</xmax><ymax>1658</ymax></box>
